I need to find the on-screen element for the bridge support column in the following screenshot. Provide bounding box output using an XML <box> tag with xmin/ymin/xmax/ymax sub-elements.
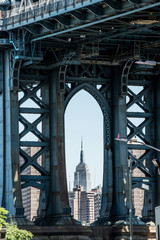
<box><xmin>141</xmin><ymin>80</ymin><xmax>155</xmax><ymax>223</ymax></box>
<box><xmin>0</xmin><ymin>50</ymin><xmax>16</xmax><ymax>215</ymax></box>
<box><xmin>110</xmin><ymin>66</ymin><xmax>129</xmax><ymax>222</ymax></box>
<box><xmin>10</xmin><ymin>74</ymin><xmax>24</xmax><ymax>217</ymax></box>
<box><xmin>155</xmin><ymin>79</ymin><xmax>160</xmax><ymax>208</ymax></box>
<box><xmin>48</xmin><ymin>69</ymin><xmax>70</xmax><ymax>216</ymax></box>
<box><xmin>35</xmin><ymin>69</ymin><xmax>80</xmax><ymax>225</ymax></box>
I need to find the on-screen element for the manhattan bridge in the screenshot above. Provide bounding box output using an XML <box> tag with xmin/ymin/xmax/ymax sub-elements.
<box><xmin>0</xmin><ymin>0</ymin><xmax>160</xmax><ymax>238</ymax></box>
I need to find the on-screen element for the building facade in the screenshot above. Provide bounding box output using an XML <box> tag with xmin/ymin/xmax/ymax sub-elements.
<box><xmin>129</xmin><ymin>138</ymin><xmax>145</xmax><ymax>218</ymax></box>
<box><xmin>69</xmin><ymin>141</ymin><xmax>101</xmax><ymax>225</ymax></box>
<box><xmin>74</xmin><ymin>140</ymin><xmax>91</xmax><ymax>191</ymax></box>
<box><xmin>20</xmin><ymin>147</ymin><xmax>41</xmax><ymax>221</ymax></box>
<box><xmin>69</xmin><ymin>185</ymin><xmax>101</xmax><ymax>225</ymax></box>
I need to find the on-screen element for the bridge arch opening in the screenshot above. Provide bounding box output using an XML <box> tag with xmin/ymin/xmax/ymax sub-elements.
<box><xmin>65</xmin><ymin>89</ymin><xmax>103</xmax><ymax>224</ymax></box>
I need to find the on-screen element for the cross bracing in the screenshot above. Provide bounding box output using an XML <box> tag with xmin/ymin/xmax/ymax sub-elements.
<box><xmin>0</xmin><ymin>0</ymin><xmax>160</xmax><ymax>227</ymax></box>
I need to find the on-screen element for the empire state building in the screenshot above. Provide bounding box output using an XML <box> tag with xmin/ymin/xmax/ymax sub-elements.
<box><xmin>73</xmin><ymin>140</ymin><xmax>91</xmax><ymax>191</ymax></box>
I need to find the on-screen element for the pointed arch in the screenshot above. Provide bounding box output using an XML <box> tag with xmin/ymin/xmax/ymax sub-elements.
<box><xmin>64</xmin><ymin>81</ymin><xmax>113</xmax><ymax>217</ymax></box>
<box><xmin>65</xmin><ymin>82</ymin><xmax>111</xmax><ymax>145</ymax></box>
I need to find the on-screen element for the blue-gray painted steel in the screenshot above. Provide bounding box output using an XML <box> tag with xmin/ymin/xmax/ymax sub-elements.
<box><xmin>64</xmin><ymin>81</ymin><xmax>113</xmax><ymax>218</ymax></box>
<box><xmin>111</xmin><ymin>66</ymin><xmax>129</xmax><ymax>218</ymax></box>
<box><xmin>0</xmin><ymin>52</ymin><xmax>4</xmax><ymax>207</ymax></box>
<box><xmin>30</xmin><ymin>1</ymin><xmax>160</xmax><ymax>42</ymax></box>
<box><xmin>0</xmin><ymin>0</ymin><xmax>160</xmax><ymax>227</ymax></box>
<box><xmin>46</xmin><ymin>69</ymin><xmax>70</xmax><ymax>216</ymax></box>
<box><xmin>154</xmin><ymin>80</ymin><xmax>160</xmax><ymax>207</ymax></box>
<box><xmin>0</xmin><ymin>51</ymin><xmax>15</xmax><ymax>215</ymax></box>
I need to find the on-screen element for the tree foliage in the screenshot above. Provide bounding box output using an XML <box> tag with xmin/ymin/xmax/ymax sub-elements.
<box><xmin>0</xmin><ymin>208</ymin><xmax>8</xmax><ymax>228</ymax></box>
<box><xmin>6</xmin><ymin>224</ymin><xmax>33</xmax><ymax>240</ymax></box>
<box><xmin>0</xmin><ymin>207</ymin><xmax>33</xmax><ymax>240</ymax></box>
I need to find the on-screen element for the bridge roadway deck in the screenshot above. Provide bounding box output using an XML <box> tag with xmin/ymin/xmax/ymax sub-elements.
<box><xmin>2</xmin><ymin>0</ymin><xmax>160</xmax><ymax>45</ymax></box>
<box><xmin>19</xmin><ymin>225</ymin><xmax>156</xmax><ymax>240</ymax></box>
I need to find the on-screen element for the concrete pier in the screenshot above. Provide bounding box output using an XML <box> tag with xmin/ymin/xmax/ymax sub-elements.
<box><xmin>20</xmin><ymin>225</ymin><xmax>156</xmax><ymax>240</ymax></box>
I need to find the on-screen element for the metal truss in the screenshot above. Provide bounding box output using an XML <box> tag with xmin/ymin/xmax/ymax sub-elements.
<box><xmin>0</xmin><ymin>0</ymin><xmax>160</xmax><ymax>225</ymax></box>
<box><xmin>64</xmin><ymin>63</ymin><xmax>113</xmax><ymax>216</ymax></box>
<box><xmin>2</xmin><ymin>40</ymin><xmax>160</xmax><ymax>224</ymax></box>
<box><xmin>127</xmin><ymin>62</ymin><xmax>157</xmax><ymax>220</ymax></box>
<box><xmin>3</xmin><ymin>0</ymin><xmax>150</xmax><ymax>30</ymax></box>
<box><xmin>19</xmin><ymin>74</ymin><xmax>50</xmax><ymax>212</ymax></box>
<box><xmin>2</xmin><ymin>0</ymin><xmax>160</xmax><ymax>47</ymax></box>
<box><xmin>64</xmin><ymin>63</ymin><xmax>112</xmax><ymax>153</ymax></box>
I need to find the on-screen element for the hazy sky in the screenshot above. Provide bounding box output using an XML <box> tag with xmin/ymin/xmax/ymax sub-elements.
<box><xmin>65</xmin><ymin>90</ymin><xmax>103</xmax><ymax>190</ymax></box>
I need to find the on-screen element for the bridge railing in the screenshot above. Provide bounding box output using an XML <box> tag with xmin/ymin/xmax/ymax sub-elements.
<box><xmin>3</xmin><ymin>0</ymin><xmax>88</xmax><ymax>28</ymax></box>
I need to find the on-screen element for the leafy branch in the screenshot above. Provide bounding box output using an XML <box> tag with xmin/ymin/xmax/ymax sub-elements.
<box><xmin>0</xmin><ymin>207</ymin><xmax>33</xmax><ymax>240</ymax></box>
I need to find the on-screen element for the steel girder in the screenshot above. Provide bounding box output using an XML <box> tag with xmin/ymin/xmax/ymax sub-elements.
<box><xmin>0</xmin><ymin>0</ymin><xmax>160</xmax><ymax>229</ymax></box>
<box><xmin>19</xmin><ymin>73</ymin><xmax>50</xmax><ymax>218</ymax></box>
<box><xmin>3</xmin><ymin>0</ymin><xmax>160</xmax><ymax>62</ymax></box>
<box><xmin>0</xmin><ymin>50</ymin><xmax>19</xmax><ymax>216</ymax></box>
<box><xmin>64</xmin><ymin>64</ymin><xmax>130</xmax><ymax>223</ymax></box>
<box><xmin>12</xmin><ymin>64</ymin><xmax>78</xmax><ymax>225</ymax></box>
<box><xmin>1</xmin><ymin>41</ymin><xmax>160</xmax><ymax>225</ymax></box>
<box><xmin>2</xmin><ymin>0</ymin><xmax>154</xmax><ymax>32</ymax></box>
<box><xmin>127</xmin><ymin>63</ymin><xmax>160</xmax><ymax>222</ymax></box>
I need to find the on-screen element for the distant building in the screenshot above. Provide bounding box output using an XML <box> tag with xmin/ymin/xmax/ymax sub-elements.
<box><xmin>92</xmin><ymin>186</ymin><xmax>102</xmax><ymax>221</ymax></box>
<box><xmin>74</xmin><ymin>140</ymin><xmax>91</xmax><ymax>191</ymax></box>
<box><xmin>70</xmin><ymin>140</ymin><xmax>101</xmax><ymax>224</ymax></box>
<box><xmin>20</xmin><ymin>147</ymin><xmax>41</xmax><ymax>221</ymax></box>
<box><xmin>129</xmin><ymin>138</ymin><xmax>145</xmax><ymax>218</ymax></box>
<box><xmin>68</xmin><ymin>185</ymin><xmax>101</xmax><ymax>225</ymax></box>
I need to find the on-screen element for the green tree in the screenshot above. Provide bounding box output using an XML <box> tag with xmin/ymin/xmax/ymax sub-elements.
<box><xmin>0</xmin><ymin>207</ymin><xmax>33</xmax><ymax>240</ymax></box>
<box><xmin>0</xmin><ymin>208</ymin><xmax>8</xmax><ymax>228</ymax></box>
<box><xmin>6</xmin><ymin>224</ymin><xmax>33</xmax><ymax>240</ymax></box>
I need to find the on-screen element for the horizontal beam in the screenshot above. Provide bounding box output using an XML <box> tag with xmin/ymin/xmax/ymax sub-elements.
<box><xmin>21</xmin><ymin>175</ymin><xmax>50</xmax><ymax>181</ymax></box>
<box><xmin>65</xmin><ymin>77</ymin><xmax>110</xmax><ymax>84</ymax></box>
<box><xmin>127</xmin><ymin>143</ymin><xmax>151</xmax><ymax>150</ymax></box>
<box><xmin>20</xmin><ymin>108</ymin><xmax>49</xmax><ymax>114</ymax></box>
<box><xmin>132</xmin><ymin>177</ymin><xmax>155</xmax><ymax>183</ymax></box>
<box><xmin>128</xmin><ymin>79</ymin><xmax>152</xmax><ymax>86</ymax></box>
<box><xmin>127</xmin><ymin>112</ymin><xmax>152</xmax><ymax>118</ymax></box>
<box><xmin>31</xmin><ymin>2</ymin><xmax>160</xmax><ymax>42</ymax></box>
<box><xmin>20</xmin><ymin>74</ymin><xmax>48</xmax><ymax>81</ymax></box>
<box><xmin>20</xmin><ymin>141</ymin><xmax>49</xmax><ymax>147</ymax></box>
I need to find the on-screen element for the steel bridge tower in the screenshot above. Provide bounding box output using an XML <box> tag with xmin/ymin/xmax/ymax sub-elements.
<box><xmin>0</xmin><ymin>0</ymin><xmax>160</xmax><ymax>227</ymax></box>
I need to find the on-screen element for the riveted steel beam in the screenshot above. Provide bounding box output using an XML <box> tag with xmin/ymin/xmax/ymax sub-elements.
<box><xmin>126</xmin><ymin>62</ymin><xmax>156</xmax><ymax>222</ymax></box>
<box><xmin>103</xmin><ymin>0</ymin><xmax>122</xmax><ymax>10</ymax></box>
<box><xmin>21</xmin><ymin>182</ymin><xmax>44</xmax><ymax>189</ymax></box>
<box><xmin>30</xmin><ymin>2</ymin><xmax>160</xmax><ymax>42</ymax></box>
<box><xmin>86</xmin><ymin>5</ymin><xmax>104</xmax><ymax>15</ymax></box>
<box><xmin>70</xmin><ymin>10</ymin><xmax>87</xmax><ymax>20</ymax></box>
<box><xmin>54</xmin><ymin>15</ymin><xmax>71</xmax><ymax>25</ymax></box>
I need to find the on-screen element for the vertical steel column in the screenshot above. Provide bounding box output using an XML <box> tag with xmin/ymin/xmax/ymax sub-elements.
<box><xmin>47</xmin><ymin>69</ymin><xmax>70</xmax><ymax>219</ymax></box>
<box><xmin>4</xmin><ymin>50</ymin><xmax>16</xmax><ymax>215</ymax></box>
<box><xmin>0</xmin><ymin>50</ymin><xmax>15</xmax><ymax>214</ymax></box>
<box><xmin>38</xmin><ymin>82</ymin><xmax>50</xmax><ymax>216</ymax></box>
<box><xmin>155</xmin><ymin>79</ymin><xmax>160</xmax><ymax>207</ymax></box>
<box><xmin>10</xmin><ymin>62</ymin><xmax>24</xmax><ymax>216</ymax></box>
<box><xmin>100</xmin><ymin>123</ymin><xmax>113</xmax><ymax>217</ymax></box>
<box><xmin>0</xmin><ymin>51</ymin><xmax>4</xmax><ymax>207</ymax></box>
<box><xmin>141</xmin><ymin>81</ymin><xmax>155</xmax><ymax>223</ymax></box>
<box><xmin>111</xmin><ymin>66</ymin><xmax>129</xmax><ymax>220</ymax></box>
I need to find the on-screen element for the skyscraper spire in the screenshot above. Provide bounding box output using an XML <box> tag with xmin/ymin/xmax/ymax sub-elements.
<box><xmin>74</xmin><ymin>138</ymin><xmax>91</xmax><ymax>191</ymax></box>
<box><xmin>80</xmin><ymin>137</ymin><xmax>84</xmax><ymax>163</ymax></box>
<box><xmin>81</xmin><ymin>137</ymin><xmax>83</xmax><ymax>151</ymax></box>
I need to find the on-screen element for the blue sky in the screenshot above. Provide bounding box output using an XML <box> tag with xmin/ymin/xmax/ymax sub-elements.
<box><xmin>65</xmin><ymin>90</ymin><xmax>103</xmax><ymax>190</ymax></box>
